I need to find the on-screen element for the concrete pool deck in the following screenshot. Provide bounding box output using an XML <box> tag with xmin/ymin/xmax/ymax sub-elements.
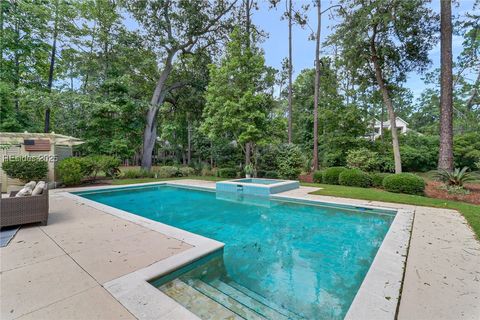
<box><xmin>1</xmin><ymin>179</ymin><xmax>479</xmax><ymax>319</ymax></box>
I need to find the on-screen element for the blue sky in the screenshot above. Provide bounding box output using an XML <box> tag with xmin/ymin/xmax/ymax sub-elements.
<box><xmin>252</xmin><ymin>0</ymin><xmax>477</xmax><ymax>98</ymax></box>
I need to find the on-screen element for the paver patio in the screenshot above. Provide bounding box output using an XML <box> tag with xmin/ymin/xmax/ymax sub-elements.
<box><xmin>1</xmin><ymin>180</ymin><xmax>479</xmax><ymax>319</ymax></box>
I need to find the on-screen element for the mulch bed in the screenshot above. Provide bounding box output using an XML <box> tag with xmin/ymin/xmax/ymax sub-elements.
<box><xmin>298</xmin><ymin>173</ymin><xmax>314</xmax><ymax>183</ymax></box>
<box><xmin>425</xmin><ymin>181</ymin><xmax>480</xmax><ymax>205</ymax></box>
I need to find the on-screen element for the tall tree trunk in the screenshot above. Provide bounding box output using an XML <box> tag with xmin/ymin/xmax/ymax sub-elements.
<box><xmin>45</xmin><ymin>3</ymin><xmax>59</xmax><ymax>133</ymax></box>
<box><xmin>438</xmin><ymin>0</ymin><xmax>454</xmax><ymax>171</ymax></box>
<box><xmin>287</xmin><ymin>0</ymin><xmax>293</xmax><ymax>143</ymax></box>
<box><xmin>141</xmin><ymin>53</ymin><xmax>174</xmax><ymax>170</ymax></box>
<box><xmin>312</xmin><ymin>0</ymin><xmax>321</xmax><ymax>171</ymax></box>
<box><xmin>370</xmin><ymin>29</ymin><xmax>402</xmax><ymax>173</ymax></box>
<box><xmin>187</xmin><ymin>114</ymin><xmax>192</xmax><ymax>165</ymax></box>
<box><xmin>245</xmin><ymin>142</ymin><xmax>251</xmax><ymax>166</ymax></box>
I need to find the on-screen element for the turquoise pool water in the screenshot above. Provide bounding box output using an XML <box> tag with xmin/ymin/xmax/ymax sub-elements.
<box><xmin>76</xmin><ymin>184</ymin><xmax>395</xmax><ymax>319</ymax></box>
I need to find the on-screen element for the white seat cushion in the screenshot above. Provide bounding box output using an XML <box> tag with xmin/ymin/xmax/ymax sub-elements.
<box><xmin>15</xmin><ymin>186</ymin><xmax>33</xmax><ymax>197</ymax></box>
<box><xmin>32</xmin><ymin>181</ymin><xmax>46</xmax><ymax>196</ymax></box>
<box><xmin>25</xmin><ymin>181</ymin><xmax>37</xmax><ymax>189</ymax></box>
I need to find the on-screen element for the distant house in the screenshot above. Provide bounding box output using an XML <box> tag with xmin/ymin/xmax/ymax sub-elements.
<box><xmin>370</xmin><ymin>117</ymin><xmax>409</xmax><ymax>140</ymax></box>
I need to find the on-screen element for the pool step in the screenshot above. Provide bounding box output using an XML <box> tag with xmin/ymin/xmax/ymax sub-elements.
<box><xmin>216</xmin><ymin>279</ymin><xmax>304</xmax><ymax>320</ymax></box>
<box><xmin>160</xmin><ymin>279</ymin><xmax>243</xmax><ymax>319</ymax></box>
<box><xmin>186</xmin><ymin>279</ymin><xmax>266</xmax><ymax>319</ymax></box>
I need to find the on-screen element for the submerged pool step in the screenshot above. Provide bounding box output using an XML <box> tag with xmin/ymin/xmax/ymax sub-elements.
<box><xmin>186</xmin><ymin>279</ymin><xmax>266</xmax><ymax>320</ymax></box>
<box><xmin>217</xmin><ymin>279</ymin><xmax>304</xmax><ymax>320</ymax></box>
<box><xmin>160</xmin><ymin>279</ymin><xmax>243</xmax><ymax>319</ymax></box>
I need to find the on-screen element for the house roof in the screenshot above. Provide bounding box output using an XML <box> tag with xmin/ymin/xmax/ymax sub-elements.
<box><xmin>374</xmin><ymin>117</ymin><xmax>409</xmax><ymax>126</ymax></box>
<box><xmin>0</xmin><ymin>132</ymin><xmax>85</xmax><ymax>146</ymax></box>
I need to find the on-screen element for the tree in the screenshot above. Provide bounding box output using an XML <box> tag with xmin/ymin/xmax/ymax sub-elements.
<box><xmin>126</xmin><ymin>0</ymin><xmax>236</xmax><ymax>170</ymax></box>
<box><xmin>201</xmin><ymin>28</ymin><xmax>275</xmax><ymax>167</ymax></box>
<box><xmin>438</xmin><ymin>0</ymin><xmax>454</xmax><ymax>171</ymax></box>
<box><xmin>329</xmin><ymin>0</ymin><xmax>437</xmax><ymax>173</ymax></box>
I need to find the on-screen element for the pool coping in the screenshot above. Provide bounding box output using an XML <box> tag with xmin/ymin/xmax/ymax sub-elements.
<box><xmin>61</xmin><ymin>181</ymin><xmax>413</xmax><ymax>320</ymax></box>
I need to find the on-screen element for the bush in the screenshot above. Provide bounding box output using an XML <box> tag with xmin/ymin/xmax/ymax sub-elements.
<box><xmin>256</xmin><ymin>169</ymin><xmax>266</xmax><ymax>178</ymax></box>
<box><xmin>339</xmin><ymin>169</ymin><xmax>372</xmax><ymax>188</ymax></box>
<box><xmin>179</xmin><ymin>166</ymin><xmax>195</xmax><ymax>177</ymax></box>
<box><xmin>383</xmin><ymin>173</ymin><xmax>425</xmax><ymax>195</ymax></box>
<box><xmin>276</xmin><ymin>144</ymin><xmax>304</xmax><ymax>180</ymax></box>
<box><xmin>313</xmin><ymin>170</ymin><xmax>323</xmax><ymax>183</ymax></box>
<box><xmin>322</xmin><ymin>167</ymin><xmax>347</xmax><ymax>185</ymax></box>
<box><xmin>57</xmin><ymin>158</ymin><xmax>84</xmax><ymax>186</ymax></box>
<box><xmin>82</xmin><ymin>155</ymin><xmax>121</xmax><ymax>179</ymax></box>
<box><xmin>217</xmin><ymin>167</ymin><xmax>237</xmax><ymax>178</ymax></box>
<box><xmin>264</xmin><ymin>171</ymin><xmax>278</xmax><ymax>179</ymax></box>
<box><xmin>2</xmin><ymin>157</ymin><xmax>49</xmax><ymax>182</ymax></box>
<box><xmin>434</xmin><ymin>167</ymin><xmax>476</xmax><ymax>186</ymax></box>
<box><xmin>346</xmin><ymin>148</ymin><xmax>380</xmax><ymax>172</ymax></box>
<box><xmin>154</xmin><ymin>166</ymin><xmax>179</xmax><ymax>178</ymax></box>
<box><xmin>370</xmin><ymin>172</ymin><xmax>392</xmax><ymax>188</ymax></box>
<box><xmin>122</xmin><ymin>168</ymin><xmax>154</xmax><ymax>179</ymax></box>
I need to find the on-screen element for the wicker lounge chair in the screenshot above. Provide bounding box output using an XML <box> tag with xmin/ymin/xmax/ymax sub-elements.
<box><xmin>0</xmin><ymin>183</ymin><xmax>49</xmax><ymax>228</ymax></box>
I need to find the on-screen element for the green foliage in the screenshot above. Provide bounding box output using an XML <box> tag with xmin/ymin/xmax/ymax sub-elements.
<box><xmin>434</xmin><ymin>167</ymin><xmax>477</xmax><ymax>187</ymax></box>
<box><xmin>383</xmin><ymin>173</ymin><xmax>425</xmax><ymax>195</ymax></box>
<box><xmin>454</xmin><ymin>133</ymin><xmax>480</xmax><ymax>169</ymax></box>
<box><xmin>346</xmin><ymin>148</ymin><xmax>379</xmax><ymax>172</ymax></box>
<box><xmin>276</xmin><ymin>144</ymin><xmax>304</xmax><ymax>180</ymax></box>
<box><xmin>244</xmin><ymin>164</ymin><xmax>254</xmax><ymax>175</ymax></box>
<box><xmin>2</xmin><ymin>157</ymin><xmax>49</xmax><ymax>182</ymax></box>
<box><xmin>81</xmin><ymin>155</ymin><xmax>121</xmax><ymax>179</ymax></box>
<box><xmin>313</xmin><ymin>170</ymin><xmax>324</xmax><ymax>183</ymax></box>
<box><xmin>154</xmin><ymin>166</ymin><xmax>180</xmax><ymax>178</ymax></box>
<box><xmin>264</xmin><ymin>171</ymin><xmax>279</xmax><ymax>179</ymax></box>
<box><xmin>399</xmin><ymin>133</ymin><xmax>438</xmax><ymax>172</ymax></box>
<box><xmin>57</xmin><ymin>158</ymin><xmax>85</xmax><ymax>186</ymax></box>
<box><xmin>322</xmin><ymin>167</ymin><xmax>347</xmax><ymax>185</ymax></box>
<box><xmin>370</xmin><ymin>172</ymin><xmax>392</xmax><ymax>188</ymax></box>
<box><xmin>179</xmin><ymin>167</ymin><xmax>196</xmax><ymax>177</ymax></box>
<box><xmin>202</xmin><ymin>28</ymin><xmax>275</xmax><ymax>163</ymax></box>
<box><xmin>122</xmin><ymin>168</ymin><xmax>154</xmax><ymax>179</ymax></box>
<box><xmin>217</xmin><ymin>168</ymin><xmax>237</xmax><ymax>178</ymax></box>
<box><xmin>339</xmin><ymin>169</ymin><xmax>372</xmax><ymax>188</ymax></box>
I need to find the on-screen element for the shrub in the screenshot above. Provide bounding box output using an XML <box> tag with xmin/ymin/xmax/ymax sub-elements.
<box><xmin>313</xmin><ymin>170</ymin><xmax>324</xmax><ymax>183</ymax></box>
<box><xmin>57</xmin><ymin>158</ymin><xmax>84</xmax><ymax>186</ymax></box>
<box><xmin>322</xmin><ymin>167</ymin><xmax>347</xmax><ymax>185</ymax></box>
<box><xmin>2</xmin><ymin>157</ymin><xmax>49</xmax><ymax>182</ymax></box>
<box><xmin>339</xmin><ymin>169</ymin><xmax>372</xmax><ymax>188</ymax></box>
<box><xmin>154</xmin><ymin>166</ymin><xmax>179</xmax><ymax>178</ymax></box>
<box><xmin>122</xmin><ymin>168</ymin><xmax>154</xmax><ymax>179</ymax></box>
<box><xmin>217</xmin><ymin>167</ymin><xmax>237</xmax><ymax>178</ymax></box>
<box><xmin>82</xmin><ymin>155</ymin><xmax>121</xmax><ymax>179</ymax></box>
<box><xmin>256</xmin><ymin>169</ymin><xmax>266</xmax><ymax>178</ymax></box>
<box><xmin>276</xmin><ymin>144</ymin><xmax>304</xmax><ymax>180</ymax></box>
<box><xmin>434</xmin><ymin>167</ymin><xmax>476</xmax><ymax>187</ymax></box>
<box><xmin>244</xmin><ymin>164</ymin><xmax>254</xmax><ymax>175</ymax></box>
<box><xmin>179</xmin><ymin>166</ymin><xmax>195</xmax><ymax>177</ymax></box>
<box><xmin>264</xmin><ymin>171</ymin><xmax>278</xmax><ymax>179</ymax></box>
<box><xmin>370</xmin><ymin>172</ymin><xmax>392</xmax><ymax>188</ymax></box>
<box><xmin>346</xmin><ymin>148</ymin><xmax>379</xmax><ymax>172</ymax></box>
<box><xmin>383</xmin><ymin>173</ymin><xmax>425</xmax><ymax>195</ymax></box>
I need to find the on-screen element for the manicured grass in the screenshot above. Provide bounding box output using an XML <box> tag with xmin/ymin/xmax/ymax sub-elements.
<box><xmin>304</xmin><ymin>183</ymin><xmax>480</xmax><ymax>238</ymax></box>
<box><xmin>110</xmin><ymin>175</ymin><xmax>226</xmax><ymax>185</ymax></box>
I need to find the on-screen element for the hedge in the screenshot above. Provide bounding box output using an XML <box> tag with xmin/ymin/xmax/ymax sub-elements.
<box><xmin>370</xmin><ymin>172</ymin><xmax>392</xmax><ymax>188</ymax></box>
<box><xmin>339</xmin><ymin>169</ymin><xmax>372</xmax><ymax>188</ymax></box>
<box><xmin>322</xmin><ymin>167</ymin><xmax>347</xmax><ymax>185</ymax></box>
<box><xmin>2</xmin><ymin>157</ymin><xmax>49</xmax><ymax>182</ymax></box>
<box><xmin>383</xmin><ymin>173</ymin><xmax>425</xmax><ymax>195</ymax></box>
<box><xmin>264</xmin><ymin>170</ymin><xmax>279</xmax><ymax>179</ymax></box>
<box><xmin>313</xmin><ymin>170</ymin><xmax>323</xmax><ymax>183</ymax></box>
<box><xmin>217</xmin><ymin>167</ymin><xmax>237</xmax><ymax>178</ymax></box>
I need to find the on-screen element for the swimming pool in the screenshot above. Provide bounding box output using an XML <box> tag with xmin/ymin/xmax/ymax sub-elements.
<box><xmin>77</xmin><ymin>184</ymin><xmax>396</xmax><ymax>319</ymax></box>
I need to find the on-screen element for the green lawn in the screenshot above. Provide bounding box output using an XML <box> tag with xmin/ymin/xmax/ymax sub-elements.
<box><xmin>304</xmin><ymin>183</ymin><xmax>480</xmax><ymax>238</ymax></box>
